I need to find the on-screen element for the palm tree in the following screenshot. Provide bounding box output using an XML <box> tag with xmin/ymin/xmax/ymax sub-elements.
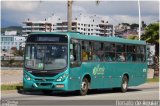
<box><xmin>67</xmin><ymin>0</ymin><xmax>100</xmax><ymax>31</ymax></box>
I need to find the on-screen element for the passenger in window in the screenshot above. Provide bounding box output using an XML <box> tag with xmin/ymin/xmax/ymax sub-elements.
<box><xmin>82</xmin><ymin>50</ymin><xmax>88</xmax><ymax>61</ymax></box>
<box><xmin>132</xmin><ymin>48</ymin><xmax>136</xmax><ymax>61</ymax></box>
<box><xmin>105</xmin><ymin>54</ymin><xmax>112</xmax><ymax>61</ymax></box>
<box><xmin>92</xmin><ymin>51</ymin><xmax>100</xmax><ymax>61</ymax></box>
<box><xmin>119</xmin><ymin>52</ymin><xmax>125</xmax><ymax>62</ymax></box>
<box><xmin>82</xmin><ymin>46</ymin><xmax>88</xmax><ymax>61</ymax></box>
<box><xmin>127</xmin><ymin>53</ymin><xmax>132</xmax><ymax>62</ymax></box>
<box><xmin>112</xmin><ymin>44</ymin><xmax>116</xmax><ymax>52</ymax></box>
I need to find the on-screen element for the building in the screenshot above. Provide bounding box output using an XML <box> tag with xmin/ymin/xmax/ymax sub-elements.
<box><xmin>114</xmin><ymin>23</ymin><xmax>139</xmax><ymax>38</ymax></box>
<box><xmin>114</xmin><ymin>23</ymin><xmax>130</xmax><ymax>37</ymax></box>
<box><xmin>22</xmin><ymin>15</ymin><xmax>62</xmax><ymax>36</ymax></box>
<box><xmin>22</xmin><ymin>14</ymin><xmax>114</xmax><ymax>37</ymax></box>
<box><xmin>1</xmin><ymin>31</ymin><xmax>26</xmax><ymax>51</ymax></box>
<box><xmin>55</xmin><ymin>14</ymin><xmax>114</xmax><ymax>36</ymax></box>
<box><xmin>5</xmin><ymin>30</ymin><xmax>17</xmax><ymax>35</ymax></box>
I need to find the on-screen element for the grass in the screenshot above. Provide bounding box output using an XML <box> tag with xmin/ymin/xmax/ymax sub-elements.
<box><xmin>147</xmin><ymin>77</ymin><xmax>159</xmax><ymax>83</ymax></box>
<box><xmin>1</xmin><ymin>83</ymin><xmax>23</xmax><ymax>91</ymax></box>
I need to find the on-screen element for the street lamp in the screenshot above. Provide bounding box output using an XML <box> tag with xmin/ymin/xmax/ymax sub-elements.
<box><xmin>138</xmin><ymin>0</ymin><xmax>141</xmax><ymax>40</ymax></box>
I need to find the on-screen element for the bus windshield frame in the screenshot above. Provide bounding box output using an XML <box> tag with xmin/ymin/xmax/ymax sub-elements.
<box><xmin>24</xmin><ymin>34</ymin><xmax>68</xmax><ymax>71</ymax></box>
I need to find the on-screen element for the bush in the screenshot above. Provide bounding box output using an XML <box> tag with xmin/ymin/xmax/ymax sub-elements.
<box><xmin>1</xmin><ymin>83</ymin><xmax>23</xmax><ymax>91</ymax></box>
<box><xmin>1</xmin><ymin>60</ymin><xmax>23</xmax><ymax>67</ymax></box>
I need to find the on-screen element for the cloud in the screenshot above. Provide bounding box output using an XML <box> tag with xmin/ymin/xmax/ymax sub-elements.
<box><xmin>72</xmin><ymin>1</ymin><xmax>159</xmax><ymax>16</ymax></box>
<box><xmin>140</xmin><ymin>1</ymin><xmax>159</xmax><ymax>16</ymax></box>
<box><xmin>1</xmin><ymin>0</ymin><xmax>159</xmax><ymax>28</ymax></box>
<box><xmin>73</xmin><ymin>5</ymin><xmax>87</xmax><ymax>13</ymax></box>
<box><xmin>2</xmin><ymin>1</ymin><xmax>39</xmax><ymax>12</ymax></box>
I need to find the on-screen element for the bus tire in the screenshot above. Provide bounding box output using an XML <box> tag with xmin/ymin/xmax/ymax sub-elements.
<box><xmin>121</xmin><ymin>75</ymin><xmax>128</xmax><ymax>93</ymax></box>
<box><xmin>42</xmin><ymin>90</ymin><xmax>53</xmax><ymax>95</ymax></box>
<box><xmin>79</xmin><ymin>77</ymin><xmax>89</xmax><ymax>96</ymax></box>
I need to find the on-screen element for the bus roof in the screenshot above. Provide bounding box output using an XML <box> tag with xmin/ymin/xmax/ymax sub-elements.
<box><xmin>30</xmin><ymin>32</ymin><xmax>146</xmax><ymax>45</ymax></box>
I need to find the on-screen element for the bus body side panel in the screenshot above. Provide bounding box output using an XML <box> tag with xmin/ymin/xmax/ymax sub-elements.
<box><xmin>68</xmin><ymin>62</ymin><xmax>147</xmax><ymax>91</ymax></box>
<box><xmin>126</xmin><ymin>63</ymin><xmax>148</xmax><ymax>86</ymax></box>
<box><xmin>68</xmin><ymin>62</ymin><xmax>105</xmax><ymax>90</ymax></box>
<box><xmin>105</xmin><ymin>62</ymin><xmax>148</xmax><ymax>87</ymax></box>
<box><xmin>68</xmin><ymin>67</ymin><xmax>81</xmax><ymax>90</ymax></box>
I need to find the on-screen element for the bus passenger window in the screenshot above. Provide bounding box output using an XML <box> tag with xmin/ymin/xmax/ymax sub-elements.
<box><xmin>116</xmin><ymin>52</ymin><xmax>126</xmax><ymax>62</ymax></box>
<box><xmin>82</xmin><ymin>41</ymin><xmax>91</xmax><ymax>61</ymax></box>
<box><xmin>82</xmin><ymin>46</ymin><xmax>88</xmax><ymax>61</ymax></box>
<box><xmin>104</xmin><ymin>43</ymin><xmax>116</xmax><ymax>62</ymax></box>
<box><xmin>92</xmin><ymin>51</ymin><xmax>100</xmax><ymax>61</ymax></box>
<box><xmin>132</xmin><ymin>47</ymin><xmax>136</xmax><ymax>62</ymax></box>
<box><xmin>70</xmin><ymin>42</ymin><xmax>81</xmax><ymax>67</ymax></box>
<box><xmin>93</xmin><ymin>42</ymin><xmax>104</xmax><ymax>61</ymax></box>
<box><xmin>115</xmin><ymin>44</ymin><xmax>126</xmax><ymax>62</ymax></box>
<box><xmin>105</xmin><ymin>52</ymin><xmax>115</xmax><ymax>61</ymax></box>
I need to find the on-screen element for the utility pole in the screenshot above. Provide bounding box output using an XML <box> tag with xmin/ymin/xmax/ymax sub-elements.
<box><xmin>67</xmin><ymin>0</ymin><xmax>72</xmax><ymax>31</ymax></box>
<box><xmin>138</xmin><ymin>0</ymin><xmax>141</xmax><ymax>40</ymax></box>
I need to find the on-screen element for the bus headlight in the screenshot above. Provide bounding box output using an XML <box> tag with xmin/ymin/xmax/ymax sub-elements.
<box><xmin>56</xmin><ymin>74</ymin><xmax>68</xmax><ymax>82</ymax></box>
<box><xmin>24</xmin><ymin>73</ymin><xmax>31</xmax><ymax>81</ymax></box>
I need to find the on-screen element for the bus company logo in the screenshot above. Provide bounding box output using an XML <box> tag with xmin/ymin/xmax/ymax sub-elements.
<box><xmin>93</xmin><ymin>64</ymin><xmax>105</xmax><ymax>75</ymax></box>
<box><xmin>42</xmin><ymin>77</ymin><xmax>46</xmax><ymax>82</ymax></box>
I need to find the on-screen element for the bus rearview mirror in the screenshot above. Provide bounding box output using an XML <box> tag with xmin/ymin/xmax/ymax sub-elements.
<box><xmin>70</xmin><ymin>55</ymin><xmax>74</xmax><ymax>62</ymax></box>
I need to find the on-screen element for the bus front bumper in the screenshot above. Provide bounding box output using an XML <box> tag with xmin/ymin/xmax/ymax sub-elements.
<box><xmin>23</xmin><ymin>78</ymin><xmax>68</xmax><ymax>91</ymax></box>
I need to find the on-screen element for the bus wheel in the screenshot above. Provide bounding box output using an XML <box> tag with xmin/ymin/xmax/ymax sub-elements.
<box><xmin>80</xmin><ymin>78</ymin><xmax>89</xmax><ymax>96</ymax></box>
<box><xmin>121</xmin><ymin>75</ymin><xmax>128</xmax><ymax>93</ymax></box>
<box><xmin>42</xmin><ymin>90</ymin><xmax>53</xmax><ymax>95</ymax></box>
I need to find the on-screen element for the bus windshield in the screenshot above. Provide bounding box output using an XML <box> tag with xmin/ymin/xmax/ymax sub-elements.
<box><xmin>25</xmin><ymin>44</ymin><xmax>67</xmax><ymax>70</ymax></box>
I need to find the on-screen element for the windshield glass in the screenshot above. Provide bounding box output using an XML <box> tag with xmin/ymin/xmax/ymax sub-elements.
<box><xmin>25</xmin><ymin>44</ymin><xmax>68</xmax><ymax>70</ymax></box>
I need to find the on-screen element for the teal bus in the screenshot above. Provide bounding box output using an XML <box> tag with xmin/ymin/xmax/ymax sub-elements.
<box><xmin>23</xmin><ymin>32</ymin><xmax>148</xmax><ymax>95</ymax></box>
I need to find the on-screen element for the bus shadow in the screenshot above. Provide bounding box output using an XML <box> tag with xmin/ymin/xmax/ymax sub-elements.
<box><xmin>17</xmin><ymin>88</ymin><xmax>142</xmax><ymax>97</ymax></box>
<box><xmin>87</xmin><ymin>88</ymin><xmax>142</xmax><ymax>95</ymax></box>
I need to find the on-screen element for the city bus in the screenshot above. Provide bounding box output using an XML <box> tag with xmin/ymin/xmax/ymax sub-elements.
<box><xmin>23</xmin><ymin>32</ymin><xmax>148</xmax><ymax>95</ymax></box>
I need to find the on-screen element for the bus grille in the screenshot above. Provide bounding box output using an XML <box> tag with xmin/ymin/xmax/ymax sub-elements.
<box><xmin>36</xmin><ymin>83</ymin><xmax>52</xmax><ymax>87</ymax></box>
<box><xmin>31</xmin><ymin>72</ymin><xmax>58</xmax><ymax>77</ymax></box>
<box><xmin>35</xmin><ymin>78</ymin><xmax>55</xmax><ymax>82</ymax></box>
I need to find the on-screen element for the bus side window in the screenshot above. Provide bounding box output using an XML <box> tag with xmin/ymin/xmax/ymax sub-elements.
<box><xmin>104</xmin><ymin>43</ymin><xmax>115</xmax><ymax>61</ymax></box>
<box><xmin>92</xmin><ymin>42</ymin><xmax>104</xmax><ymax>61</ymax></box>
<box><xmin>82</xmin><ymin>41</ymin><xmax>92</xmax><ymax>61</ymax></box>
<box><xmin>136</xmin><ymin>45</ymin><xmax>145</xmax><ymax>62</ymax></box>
<box><xmin>70</xmin><ymin>40</ymin><xmax>81</xmax><ymax>67</ymax></box>
<box><xmin>126</xmin><ymin>45</ymin><xmax>134</xmax><ymax>62</ymax></box>
<box><xmin>115</xmin><ymin>44</ymin><xmax>126</xmax><ymax>62</ymax></box>
<box><xmin>82</xmin><ymin>46</ymin><xmax>88</xmax><ymax>61</ymax></box>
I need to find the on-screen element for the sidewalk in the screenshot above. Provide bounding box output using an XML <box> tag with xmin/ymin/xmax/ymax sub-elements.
<box><xmin>1</xmin><ymin>70</ymin><xmax>23</xmax><ymax>84</ymax></box>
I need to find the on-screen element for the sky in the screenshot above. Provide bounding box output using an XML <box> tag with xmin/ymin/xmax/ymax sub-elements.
<box><xmin>1</xmin><ymin>0</ymin><xmax>159</xmax><ymax>28</ymax></box>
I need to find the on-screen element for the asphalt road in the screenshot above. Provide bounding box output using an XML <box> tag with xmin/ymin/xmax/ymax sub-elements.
<box><xmin>1</xmin><ymin>83</ymin><xmax>159</xmax><ymax>106</ymax></box>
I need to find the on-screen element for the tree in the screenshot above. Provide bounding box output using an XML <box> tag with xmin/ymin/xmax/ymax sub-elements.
<box><xmin>11</xmin><ymin>47</ymin><xmax>17</xmax><ymax>51</ymax></box>
<box><xmin>142</xmin><ymin>21</ymin><xmax>147</xmax><ymax>28</ymax></box>
<box><xmin>141</xmin><ymin>22</ymin><xmax>159</xmax><ymax>78</ymax></box>
<box><xmin>130</xmin><ymin>23</ymin><xmax>139</xmax><ymax>29</ymax></box>
<box><xmin>13</xmin><ymin>49</ymin><xmax>24</xmax><ymax>56</ymax></box>
<box><xmin>8</xmin><ymin>59</ymin><xmax>15</xmax><ymax>67</ymax></box>
<box><xmin>122</xmin><ymin>23</ymin><xmax>130</xmax><ymax>26</ymax></box>
<box><xmin>127</xmin><ymin>35</ymin><xmax>138</xmax><ymax>40</ymax></box>
<box><xmin>141</xmin><ymin>22</ymin><xmax>159</xmax><ymax>55</ymax></box>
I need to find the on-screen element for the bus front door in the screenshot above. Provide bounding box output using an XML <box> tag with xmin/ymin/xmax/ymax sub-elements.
<box><xmin>69</xmin><ymin>42</ymin><xmax>82</xmax><ymax>90</ymax></box>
